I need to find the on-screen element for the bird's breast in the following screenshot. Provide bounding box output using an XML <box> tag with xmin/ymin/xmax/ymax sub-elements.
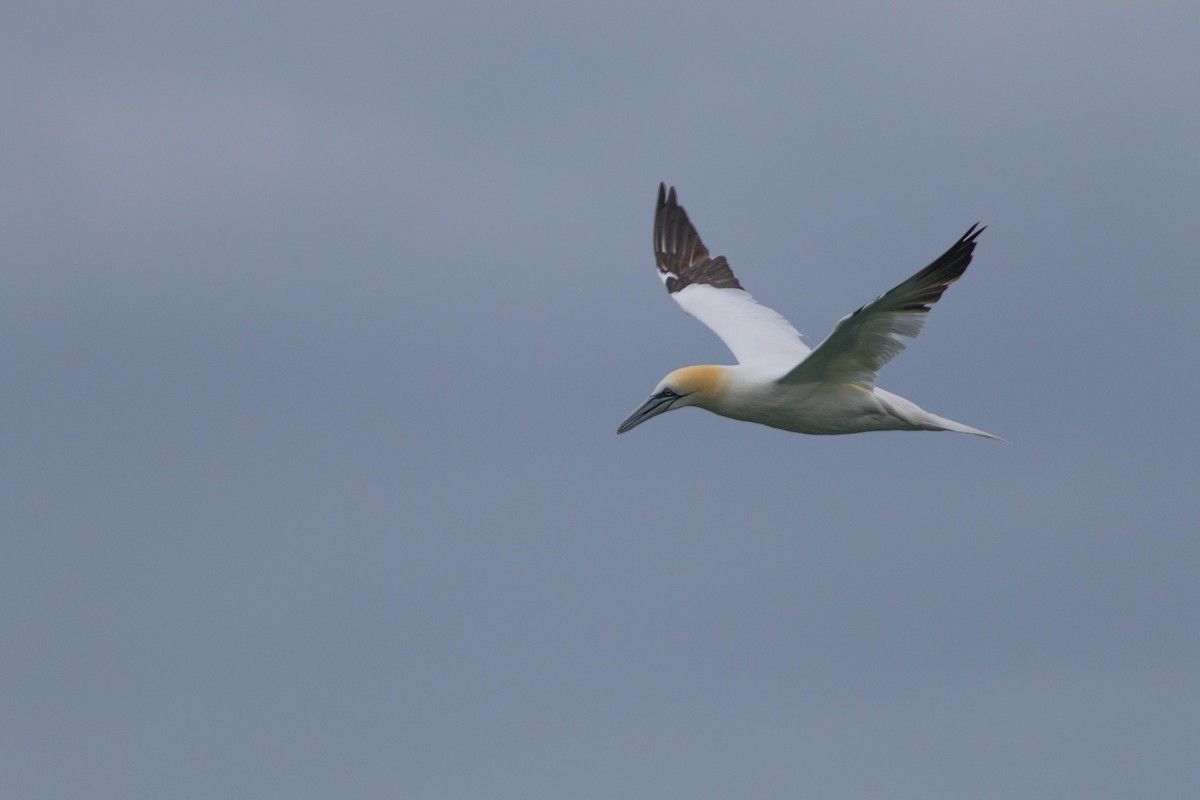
<box><xmin>710</xmin><ymin>381</ymin><xmax>897</xmax><ymax>435</ymax></box>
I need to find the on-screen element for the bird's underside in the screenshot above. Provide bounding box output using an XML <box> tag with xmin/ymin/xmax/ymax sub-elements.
<box><xmin>710</xmin><ymin>371</ymin><xmax>998</xmax><ymax>437</ymax></box>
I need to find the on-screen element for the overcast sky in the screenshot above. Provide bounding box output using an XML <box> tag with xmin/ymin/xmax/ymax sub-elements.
<box><xmin>3</xmin><ymin>2</ymin><xmax>1198</xmax><ymax>798</ymax></box>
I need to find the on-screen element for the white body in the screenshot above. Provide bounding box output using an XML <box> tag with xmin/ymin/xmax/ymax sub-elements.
<box><xmin>705</xmin><ymin>360</ymin><xmax>994</xmax><ymax>437</ymax></box>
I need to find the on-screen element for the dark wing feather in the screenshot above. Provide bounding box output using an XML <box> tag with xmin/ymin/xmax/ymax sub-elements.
<box><xmin>654</xmin><ymin>184</ymin><xmax>743</xmax><ymax>293</ymax></box>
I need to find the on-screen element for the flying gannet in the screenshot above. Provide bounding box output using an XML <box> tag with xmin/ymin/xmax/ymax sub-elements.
<box><xmin>617</xmin><ymin>184</ymin><xmax>1001</xmax><ymax>440</ymax></box>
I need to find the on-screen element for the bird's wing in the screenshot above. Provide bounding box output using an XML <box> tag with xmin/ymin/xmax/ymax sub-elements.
<box><xmin>654</xmin><ymin>184</ymin><xmax>810</xmax><ymax>365</ymax></box>
<box><xmin>780</xmin><ymin>224</ymin><xmax>984</xmax><ymax>387</ymax></box>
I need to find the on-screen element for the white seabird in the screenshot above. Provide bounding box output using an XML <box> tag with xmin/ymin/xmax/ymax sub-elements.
<box><xmin>618</xmin><ymin>184</ymin><xmax>1001</xmax><ymax>440</ymax></box>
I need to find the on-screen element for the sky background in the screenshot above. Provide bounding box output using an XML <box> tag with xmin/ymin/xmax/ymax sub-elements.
<box><xmin>3</xmin><ymin>1</ymin><xmax>1198</xmax><ymax>798</ymax></box>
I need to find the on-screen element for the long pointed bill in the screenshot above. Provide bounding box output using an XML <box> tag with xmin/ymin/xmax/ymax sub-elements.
<box><xmin>616</xmin><ymin>395</ymin><xmax>676</xmax><ymax>434</ymax></box>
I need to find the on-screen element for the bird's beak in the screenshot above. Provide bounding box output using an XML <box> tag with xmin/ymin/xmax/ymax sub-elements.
<box><xmin>617</xmin><ymin>395</ymin><xmax>676</xmax><ymax>434</ymax></box>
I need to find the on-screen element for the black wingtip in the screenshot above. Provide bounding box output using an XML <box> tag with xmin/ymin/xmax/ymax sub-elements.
<box><xmin>656</xmin><ymin>183</ymin><xmax>679</xmax><ymax>206</ymax></box>
<box><xmin>961</xmin><ymin>223</ymin><xmax>986</xmax><ymax>244</ymax></box>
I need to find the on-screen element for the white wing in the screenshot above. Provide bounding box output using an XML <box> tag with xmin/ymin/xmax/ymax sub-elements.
<box><xmin>654</xmin><ymin>184</ymin><xmax>810</xmax><ymax>364</ymax></box>
<box><xmin>781</xmin><ymin>224</ymin><xmax>984</xmax><ymax>387</ymax></box>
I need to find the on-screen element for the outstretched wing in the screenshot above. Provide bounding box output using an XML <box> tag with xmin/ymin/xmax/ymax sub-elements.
<box><xmin>781</xmin><ymin>224</ymin><xmax>985</xmax><ymax>387</ymax></box>
<box><xmin>654</xmin><ymin>184</ymin><xmax>809</xmax><ymax>364</ymax></box>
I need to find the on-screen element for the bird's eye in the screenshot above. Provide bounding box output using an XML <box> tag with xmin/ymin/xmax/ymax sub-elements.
<box><xmin>661</xmin><ymin>388</ymin><xmax>676</xmax><ymax>397</ymax></box>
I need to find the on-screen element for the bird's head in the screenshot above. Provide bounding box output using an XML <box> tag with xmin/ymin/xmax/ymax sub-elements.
<box><xmin>617</xmin><ymin>365</ymin><xmax>728</xmax><ymax>434</ymax></box>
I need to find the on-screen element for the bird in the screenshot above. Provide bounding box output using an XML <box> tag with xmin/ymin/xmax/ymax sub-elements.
<box><xmin>617</xmin><ymin>184</ymin><xmax>1001</xmax><ymax>440</ymax></box>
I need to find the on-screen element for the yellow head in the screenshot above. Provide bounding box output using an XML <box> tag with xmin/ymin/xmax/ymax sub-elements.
<box><xmin>616</xmin><ymin>365</ymin><xmax>729</xmax><ymax>434</ymax></box>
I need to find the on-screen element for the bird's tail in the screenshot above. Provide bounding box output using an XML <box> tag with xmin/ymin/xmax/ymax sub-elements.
<box><xmin>923</xmin><ymin>413</ymin><xmax>1007</xmax><ymax>442</ymax></box>
<box><xmin>875</xmin><ymin>389</ymin><xmax>1005</xmax><ymax>442</ymax></box>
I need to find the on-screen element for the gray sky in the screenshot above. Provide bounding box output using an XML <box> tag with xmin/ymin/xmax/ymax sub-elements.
<box><xmin>3</xmin><ymin>2</ymin><xmax>1198</xmax><ymax>798</ymax></box>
